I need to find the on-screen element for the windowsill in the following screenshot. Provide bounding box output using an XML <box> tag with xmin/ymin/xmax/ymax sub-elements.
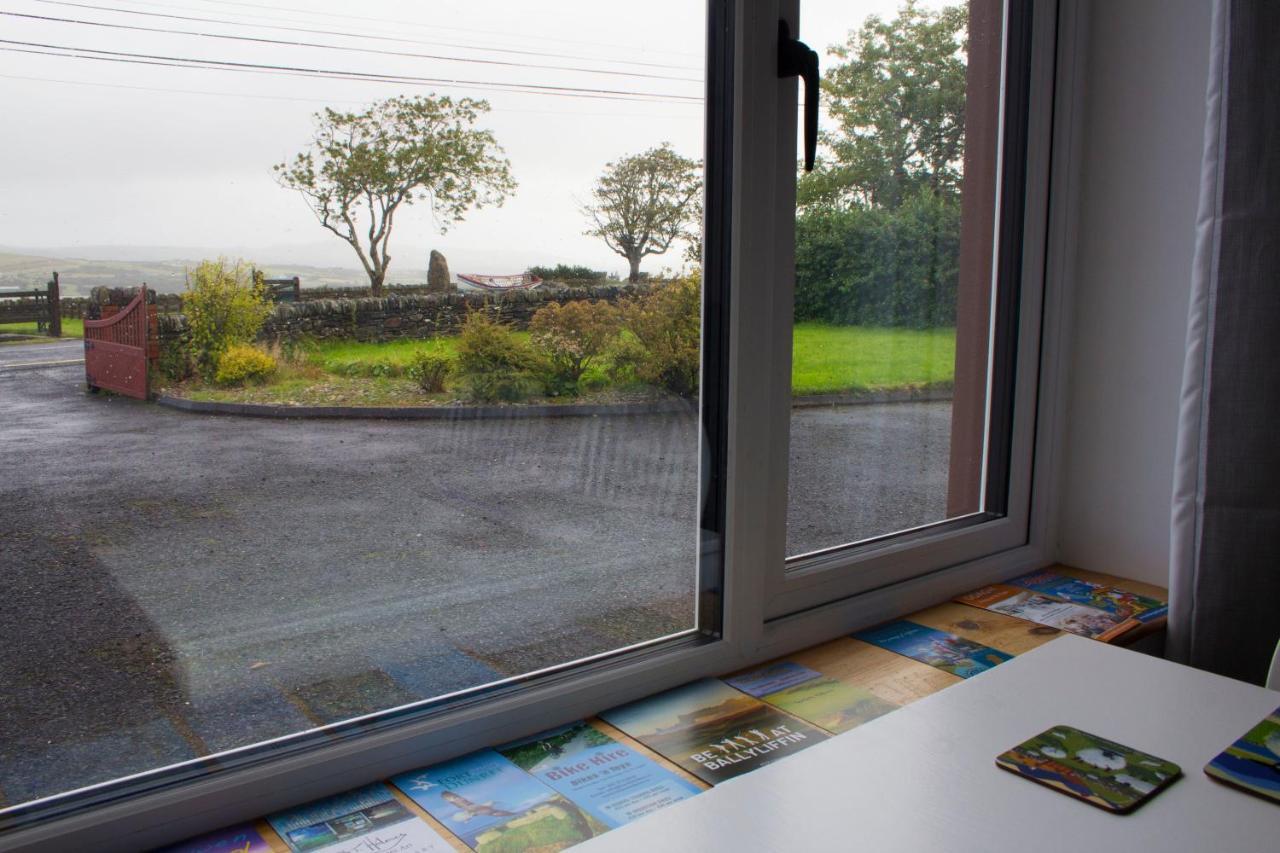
<box><xmin>154</xmin><ymin>564</ymin><xmax>1165</xmax><ymax>850</ymax></box>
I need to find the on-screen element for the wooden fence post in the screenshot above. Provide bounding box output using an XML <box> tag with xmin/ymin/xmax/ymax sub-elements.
<box><xmin>47</xmin><ymin>271</ymin><xmax>62</xmax><ymax>337</ymax></box>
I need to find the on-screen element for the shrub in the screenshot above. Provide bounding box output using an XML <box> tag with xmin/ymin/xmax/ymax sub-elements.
<box><xmin>454</xmin><ymin>311</ymin><xmax>543</xmax><ymax>402</ymax></box>
<box><xmin>408</xmin><ymin>350</ymin><xmax>452</xmax><ymax>393</ymax></box>
<box><xmin>214</xmin><ymin>344</ymin><xmax>277</xmax><ymax>386</ymax></box>
<box><xmin>529</xmin><ymin>300</ymin><xmax>621</xmax><ymax>395</ymax></box>
<box><xmin>617</xmin><ymin>271</ymin><xmax>701</xmax><ymax>396</ymax></box>
<box><xmin>184</xmin><ymin>258</ymin><xmax>272</xmax><ymax>379</ymax></box>
<box><xmin>155</xmin><ymin>338</ymin><xmax>193</xmax><ymax>383</ymax></box>
<box><xmin>527</xmin><ymin>264</ymin><xmax>607</xmax><ymax>282</ymax></box>
<box><xmin>795</xmin><ymin>189</ymin><xmax>960</xmax><ymax>327</ymax></box>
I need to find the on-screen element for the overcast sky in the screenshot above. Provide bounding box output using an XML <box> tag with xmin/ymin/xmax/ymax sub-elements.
<box><xmin>0</xmin><ymin>0</ymin><xmax>933</xmax><ymax>279</ymax></box>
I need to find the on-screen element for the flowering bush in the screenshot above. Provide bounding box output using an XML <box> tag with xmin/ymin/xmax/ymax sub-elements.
<box><xmin>214</xmin><ymin>344</ymin><xmax>277</xmax><ymax>386</ymax></box>
<box><xmin>529</xmin><ymin>299</ymin><xmax>621</xmax><ymax>395</ymax></box>
<box><xmin>184</xmin><ymin>258</ymin><xmax>272</xmax><ymax>379</ymax></box>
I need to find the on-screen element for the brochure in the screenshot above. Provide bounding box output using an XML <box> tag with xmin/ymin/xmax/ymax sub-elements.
<box><xmin>156</xmin><ymin>823</ymin><xmax>273</xmax><ymax>853</ymax></box>
<box><xmin>996</xmin><ymin>724</ymin><xmax>1181</xmax><ymax>813</ymax></box>
<box><xmin>1007</xmin><ymin>570</ymin><xmax>1168</xmax><ymax>622</ymax></box>
<box><xmin>598</xmin><ymin>677</ymin><xmax>828</xmax><ymax>784</ymax></box>
<box><xmin>1204</xmin><ymin>705</ymin><xmax>1280</xmax><ymax>804</ymax></box>
<box><xmin>268</xmin><ymin>783</ymin><xmax>454</xmax><ymax>853</ymax></box>
<box><xmin>724</xmin><ymin>662</ymin><xmax>899</xmax><ymax>734</ymax></box>
<box><xmin>853</xmin><ymin>620</ymin><xmax>1012</xmax><ymax>678</ymax></box>
<box><xmin>392</xmin><ymin>749</ymin><xmax>608</xmax><ymax>851</ymax></box>
<box><xmin>955</xmin><ymin>584</ymin><xmax>1137</xmax><ymax>641</ymax></box>
<box><xmin>496</xmin><ymin>720</ymin><xmax>701</xmax><ymax>828</ymax></box>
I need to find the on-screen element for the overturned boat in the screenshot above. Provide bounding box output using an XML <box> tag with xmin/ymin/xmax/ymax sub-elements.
<box><xmin>456</xmin><ymin>273</ymin><xmax>543</xmax><ymax>292</ymax></box>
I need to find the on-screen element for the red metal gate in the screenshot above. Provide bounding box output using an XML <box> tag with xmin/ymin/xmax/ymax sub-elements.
<box><xmin>84</xmin><ymin>286</ymin><xmax>157</xmax><ymax>400</ymax></box>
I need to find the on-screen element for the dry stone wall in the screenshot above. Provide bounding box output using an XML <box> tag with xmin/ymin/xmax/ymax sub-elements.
<box><xmin>150</xmin><ymin>283</ymin><xmax>650</xmax><ymax>346</ymax></box>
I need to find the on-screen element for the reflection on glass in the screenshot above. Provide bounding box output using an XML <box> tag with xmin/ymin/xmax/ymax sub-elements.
<box><xmin>0</xmin><ymin>0</ymin><xmax>706</xmax><ymax>812</ymax></box>
<box><xmin>787</xmin><ymin>0</ymin><xmax>998</xmax><ymax>557</ymax></box>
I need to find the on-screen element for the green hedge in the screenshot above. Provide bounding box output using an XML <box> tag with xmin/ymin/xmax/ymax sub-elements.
<box><xmin>795</xmin><ymin>190</ymin><xmax>960</xmax><ymax>328</ymax></box>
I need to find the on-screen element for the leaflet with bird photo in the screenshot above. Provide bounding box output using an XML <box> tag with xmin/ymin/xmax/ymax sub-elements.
<box><xmin>723</xmin><ymin>661</ymin><xmax>899</xmax><ymax>734</ymax></box>
<box><xmin>852</xmin><ymin>620</ymin><xmax>1012</xmax><ymax>678</ymax></box>
<box><xmin>996</xmin><ymin>725</ymin><xmax>1181</xmax><ymax>814</ymax></box>
<box><xmin>495</xmin><ymin>720</ymin><xmax>701</xmax><ymax>828</ymax></box>
<box><xmin>391</xmin><ymin>749</ymin><xmax>609</xmax><ymax>852</ymax></box>
<box><xmin>598</xmin><ymin>677</ymin><xmax>829</xmax><ymax>785</ymax></box>
<box><xmin>267</xmin><ymin>783</ymin><xmax>454</xmax><ymax>853</ymax></box>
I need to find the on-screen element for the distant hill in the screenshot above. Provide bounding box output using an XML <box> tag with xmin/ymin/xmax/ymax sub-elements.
<box><xmin>0</xmin><ymin>251</ymin><xmax>408</xmax><ymax>297</ymax></box>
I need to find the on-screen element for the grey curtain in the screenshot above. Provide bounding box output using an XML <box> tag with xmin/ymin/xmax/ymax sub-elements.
<box><xmin>1167</xmin><ymin>0</ymin><xmax>1280</xmax><ymax>683</ymax></box>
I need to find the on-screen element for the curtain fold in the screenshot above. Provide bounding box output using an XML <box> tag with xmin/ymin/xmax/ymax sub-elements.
<box><xmin>1168</xmin><ymin>0</ymin><xmax>1280</xmax><ymax>683</ymax></box>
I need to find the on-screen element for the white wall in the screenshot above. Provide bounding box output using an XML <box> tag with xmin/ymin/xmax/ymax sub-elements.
<box><xmin>1054</xmin><ymin>0</ymin><xmax>1213</xmax><ymax>587</ymax></box>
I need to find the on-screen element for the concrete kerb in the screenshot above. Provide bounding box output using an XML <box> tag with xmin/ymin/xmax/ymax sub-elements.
<box><xmin>156</xmin><ymin>394</ymin><xmax>698</xmax><ymax>420</ymax></box>
<box><xmin>155</xmin><ymin>385</ymin><xmax>953</xmax><ymax>420</ymax></box>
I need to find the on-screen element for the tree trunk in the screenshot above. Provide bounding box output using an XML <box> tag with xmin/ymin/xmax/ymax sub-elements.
<box><xmin>369</xmin><ymin>270</ymin><xmax>385</xmax><ymax>297</ymax></box>
<box><xmin>627</xmin><ymin>255</ymin><xmax>642</xmax><ymax>283</ymax></box>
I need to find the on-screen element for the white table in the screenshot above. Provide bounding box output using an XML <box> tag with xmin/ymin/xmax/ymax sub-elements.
<box><xmin>581</xmin><ymin>634</ymin><xmax>1280</xmax><ymax>852</ymax></box>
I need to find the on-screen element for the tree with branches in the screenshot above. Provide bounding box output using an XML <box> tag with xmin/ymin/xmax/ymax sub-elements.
<box><xmin>799</xmin><ymin>0</ymin><xmax>968</xmax><ymax>211</ymax></box>
<box><xmin>583</xmin><ymin>143</ymin><xmax>701</xmax><ymax>282</ymax></box>
<box><xmin>275</xmin><ymin>95</ymin><xmax>516</xmax><ymax>295</ymax></box>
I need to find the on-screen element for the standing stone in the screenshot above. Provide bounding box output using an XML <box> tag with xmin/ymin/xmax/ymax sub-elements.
<box><xmin>427</xmin><ymin>250</ymin><xmax>453</xmax><ymax>293</ymax></box>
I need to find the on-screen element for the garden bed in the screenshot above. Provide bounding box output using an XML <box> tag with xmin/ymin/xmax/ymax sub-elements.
<box><xmin>157</xmin><ymin>323</ymin><xmax>957</xmax><ymax>409</ymax></box>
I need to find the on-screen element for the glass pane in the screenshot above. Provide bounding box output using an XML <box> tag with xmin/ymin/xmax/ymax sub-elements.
<box><xmin>787</xmin><ymin>0</ymin><xmax>1003</xmax><ymax>557</ymax></box>
<box><xmin>0</xmin><ymin>0</ymin><xmax>709</xmax><ymax>815</ymax></box>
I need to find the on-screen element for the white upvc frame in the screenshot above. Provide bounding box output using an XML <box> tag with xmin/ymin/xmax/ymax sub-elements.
<box><xmin>0</xmin><ymin>2</ymin><xmax>1084</xmax><ymax>850</ymax></box>
<box><xmin>759</xmin><ymin>0</ymin><xmax>1068</xmax><ymax>618</ymax></box>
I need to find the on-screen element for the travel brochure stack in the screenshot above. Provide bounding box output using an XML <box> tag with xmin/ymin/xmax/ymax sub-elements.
<box><xmin>161</xmin><ymin>570</ymin><xmax>1186</xmax><ymax>851</ymax></box>
<box><xmin>160</xmin><ymin>656</ymin><xmax>907</xmax><ymax>852</ymax></box>
<box><xmin>954</xmin><ymin>569</ymin><xmax>1168</xmax><ymax>642</ymax></box>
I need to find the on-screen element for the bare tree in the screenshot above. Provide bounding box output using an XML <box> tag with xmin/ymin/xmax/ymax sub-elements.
<box><xmin>275</xmin><ymin>95</ymin><xmax>516</xmax><ymax>295</ymax></box>
<box><xmin>583</xmin><ymin>144</ymin><xmax>702</xmax><ymax>282</ymax></box>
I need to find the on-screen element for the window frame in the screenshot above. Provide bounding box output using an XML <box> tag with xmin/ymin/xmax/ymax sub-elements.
<box><xmin>0</xmin><ymin>1</ymin><xmax>1082</xmax><ymax>849</ymax></box>
<box><xmin>759</xmin><ymin>0</ymin><xmax>1063</xmax><ymax>618</ymax></box>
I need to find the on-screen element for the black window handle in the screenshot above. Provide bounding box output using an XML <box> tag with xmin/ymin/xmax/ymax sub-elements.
<box><xmin>777</xmin><ymin>20</ymin><xmax>819</xmax><ymax>172</ymax></box>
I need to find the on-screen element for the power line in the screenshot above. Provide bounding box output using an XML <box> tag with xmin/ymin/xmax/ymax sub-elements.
<box><xmin>0</xmin><ymin>71</ymin><xmax>700</xmax><ymax>117</ymax></box>
<box><xmin>0</xmin><ymin>37</ymin><xmax>703</xmax><ymax>101</ymax></box>
<box><xmin>0</xmin><ymin>43</ymin><xmax>703</xmax><ymax>105</ymax></box>
<box><xmin>184</xmin><ymin>0</ymin><xmax>702</xmax><ymax>60</ymax></box>
<box><xmin>0</xmin><ymin>10</ymin><xmax>702</xmax><ymax>83</ymax></box>
<box><xmin>29</xmin><ymin>0</ymin><xmax>700</xmax><ymax>71</ymax></box>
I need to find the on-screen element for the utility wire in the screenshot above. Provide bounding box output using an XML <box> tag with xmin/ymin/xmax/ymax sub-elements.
<box><xmin>0</xmin><ymin>44</ymin><xmax>703</xmax><ymax>104</ymax></box>
<box><xmin>0</xmin><ymin>37</ymin><xmax>703</xmax><ymax>101</ymax></box>
<box><xmin>29</xmin><ymin>0</ymin><xmax>699</xmax><ymax>71</ymax></box>
<box><xmin>0</xmin><ymin>71</ymin><xmax>700</xmax><ymax>117</ymax></box>
<box><xmin>0</xmin><ymin>10</ymin><xmax>702</xmax><ymax>83</ymax></box>
<box><xmin>184</xmin><ymin>0</ymin><xmax>702</xmax><ymax>59</ymax></box>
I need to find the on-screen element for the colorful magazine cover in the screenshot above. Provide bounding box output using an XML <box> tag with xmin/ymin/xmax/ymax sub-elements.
<box><xmin>996</xmin><ymin>725</ymin><xmax>1181</xmax><ymax>813</ymax></box>
<box><xmin>392</xmin><ymin>749</ymin><xmax>608</xmax><ymax>852</ymax></box>
<box><xmin>955</xmin><ymin>584</ymin><xmax>1137</xmax><ymax>641</ymax></box>
<box><xmin>724</xmin><ymin>662</ymin><xmax>899</xmax><ymax>734</ymax></box>
<box><xmin>495</xmin><ymin>720</ymin><xmax>701</xmax><ymax>828</ymax></box>
<box><xmin>598</xmin><ymin>677</ymin><xmax>828</xmax><ymax>785</ymax></box>
<box><xmin>268</xmin><ymin>783</ymin><xmax>454</xmax><ymax>853</ymax></box>
<box><xmin>1204</xmin><ymin>705</ymin><xmax>1280</xmax><ymax>804</ymax></box>
<box><xmin>852</xmin><ymin>621</ymin><xmax>1012</xmax><ymax>678</ymax></box>
<box><xmin>1007</xmin><ymin>570</ymin><xmax>1168</xmax><ymax>622</ymax></box>
<box><xmin>156</xmin><ymin>823</ymin><xmax>273</xmax><ymax>853</ymax></box>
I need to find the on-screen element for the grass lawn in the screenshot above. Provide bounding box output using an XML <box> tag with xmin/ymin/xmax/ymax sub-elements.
<box><xmin>165</xmin><ymin>324</ymin><xmax>956</xmax><ymax>406</ymax></box>
<box><xmin>0</xmin><ymin>318</ymin><xmax>84</xmax><ymax>337</ymax></box>
<box><xmin>790</xmin><ymin>323</ymin><xmax>955</xmax><ymax>396</ymax></box>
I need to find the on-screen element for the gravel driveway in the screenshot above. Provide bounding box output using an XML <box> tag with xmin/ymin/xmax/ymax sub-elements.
<box><xmin>0</xmin><ymin>346</ymin><xmax>950</xmax><ymax>806</ymax></box>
